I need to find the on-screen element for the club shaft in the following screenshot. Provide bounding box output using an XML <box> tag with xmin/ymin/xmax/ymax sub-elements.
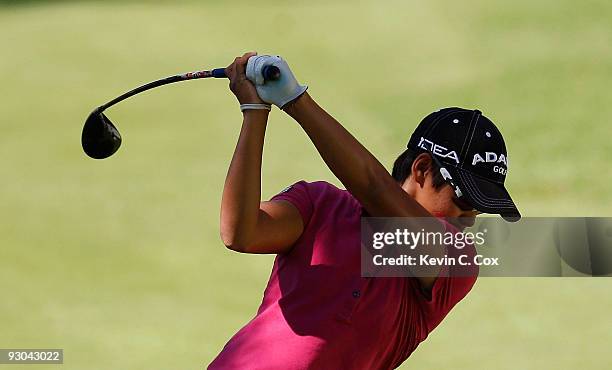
<box><xmin>97</xmin><ymin>68</ymin><xmax>226</xmax><ymax>112</ymax></box>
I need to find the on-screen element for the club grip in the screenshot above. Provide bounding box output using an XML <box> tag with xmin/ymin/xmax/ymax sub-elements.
<box><xmin>211</xmin><ymin>68</ymin><xmax>227</xmax><ymax>78</ymax></box>
<box><xmin>262</xmin><ymin>65</ymin><xmax>281</xmax><ymax>81</ymax></box>
<box><xmin>211</xmin><ymin>66</ymin><xmax>281</xmax><ymax>81</ymax></box>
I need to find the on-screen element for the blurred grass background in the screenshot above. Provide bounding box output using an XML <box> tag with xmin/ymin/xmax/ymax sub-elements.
<box><xmin>1</xmin><ymin>0</ymin><xmax>611</xmax><ymax>369</ymax></box>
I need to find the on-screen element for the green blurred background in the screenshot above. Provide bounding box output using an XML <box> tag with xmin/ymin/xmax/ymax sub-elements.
<box><xmin>1</xmin><ymin>1</ymin><xmax>611</xmax><ymax>369</ymax></box>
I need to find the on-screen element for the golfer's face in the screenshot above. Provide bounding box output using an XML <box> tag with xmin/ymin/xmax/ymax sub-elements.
<box><xmin>423</xmin><ymin>183</ymin><xmax>479</xmax><ymax>230</ymax></box>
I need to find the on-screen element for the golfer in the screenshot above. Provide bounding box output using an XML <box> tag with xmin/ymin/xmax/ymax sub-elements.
<box><xmin>209</xmin><ymin>52</ymin><xmax>520</xmax><ymax>369</ymax></box>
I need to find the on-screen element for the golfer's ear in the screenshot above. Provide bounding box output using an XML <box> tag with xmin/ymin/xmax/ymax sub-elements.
<box><xmin>411</xmin><ymin>153</ymin><xmax>431</xmax><ymax>188</ymax></box>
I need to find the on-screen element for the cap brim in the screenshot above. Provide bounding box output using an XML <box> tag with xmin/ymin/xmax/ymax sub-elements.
<box><xmin>444</xmin><ymin>166</ymin><xmax>521</xmax><ymax>222</ymax></box>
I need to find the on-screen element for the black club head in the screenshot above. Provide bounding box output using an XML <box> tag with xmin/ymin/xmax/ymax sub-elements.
<box><xmin>81</xmin><ymin>110</ymin><xmax>122</xmax><ymax>159</ymax></box>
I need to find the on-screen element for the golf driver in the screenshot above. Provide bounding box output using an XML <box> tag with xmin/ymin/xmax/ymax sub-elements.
<box><xmin>81</xmin><ymin>65</ymin><xmax>280</xmax><ymax>159</ymax></box>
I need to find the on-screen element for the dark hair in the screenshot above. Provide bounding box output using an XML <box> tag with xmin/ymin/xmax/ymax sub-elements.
<box><xmin>391</xmin><ymin>148</ymin><xmax>447</xmax><ymax>189</ymax></box>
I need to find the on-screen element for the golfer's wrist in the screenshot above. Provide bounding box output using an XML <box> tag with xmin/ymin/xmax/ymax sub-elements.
<box><xmin>282</xmin><ymin>91</ymin><xmax>311</xmax><ymax>116</ymax></box>
<box><xmin>242</xmin><ymin>108</ymin><xmax>270</xmax><ymax>120</ymax></box>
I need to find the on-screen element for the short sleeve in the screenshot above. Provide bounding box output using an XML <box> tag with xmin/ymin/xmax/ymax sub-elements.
<box><xmin>269</xmin><ymin>181</ymin><xmax>314</xmax><ymax>227</ymax></box>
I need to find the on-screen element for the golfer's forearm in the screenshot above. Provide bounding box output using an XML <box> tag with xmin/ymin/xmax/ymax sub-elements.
<box><xmin>220</xmin><ymin>110</ymin><xmax>269</xmax><ymax>248</ymax></box>
<box><xmin>284</xmin><ymin>94</ymin><xmax>380</xmax><ymax>199</ymax></box>
<box><xmin>284</xmin><ymin>93</ymin><xmax>428</xmax><ymax>217</ymax></box>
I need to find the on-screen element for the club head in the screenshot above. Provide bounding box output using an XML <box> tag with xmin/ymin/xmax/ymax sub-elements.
<box><xmin>82</xmin><ymin>110</ymin><xmax>122</xmax><ymax>159</ymax></box>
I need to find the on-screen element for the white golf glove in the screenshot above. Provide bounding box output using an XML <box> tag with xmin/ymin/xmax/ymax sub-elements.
<box><xmin>246</xmin><ymin>55</ymin><xmax>308</xmax><ymax>109</ymax></box>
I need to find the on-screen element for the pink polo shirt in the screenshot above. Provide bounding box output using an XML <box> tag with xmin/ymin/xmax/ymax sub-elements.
<box><xmin>209</xmin><ymin>181</ymin><xmax>478</xmax><ymax>369</ymax></box>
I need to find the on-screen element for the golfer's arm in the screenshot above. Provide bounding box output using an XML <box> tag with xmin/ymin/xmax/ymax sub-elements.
<box><xmin>284</xmin><ymin>93</ymin><xmax>430</xmax><ymax>218</ymax></box>
<box><xmin>220</xmin><ymin>110</ymin><xmax>303</xmax><ymax>254</ymax></box>
<box><xmin>284</xmin><ymin>93</ymin><xmax>443</xmax><ymax>289</ymax></box>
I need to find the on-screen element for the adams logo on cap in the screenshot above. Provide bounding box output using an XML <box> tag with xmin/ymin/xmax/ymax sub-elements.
<box><xmin>472</xmin><ymin>152</ymin><xmax>508</xmax><ymax>175</ymax></box>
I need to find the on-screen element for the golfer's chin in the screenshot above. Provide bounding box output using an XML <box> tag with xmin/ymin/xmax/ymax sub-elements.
<box><xmin>448</xmin><ymin>216</ymin><xmax>476</xmax><ymax>231</ymax></box>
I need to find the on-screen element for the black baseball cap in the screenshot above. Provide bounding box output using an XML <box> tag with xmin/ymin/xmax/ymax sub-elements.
<box><xmin>407</xmin><ymin>107</ymin><xmax>521</xmax><ymax>222</ymax></box>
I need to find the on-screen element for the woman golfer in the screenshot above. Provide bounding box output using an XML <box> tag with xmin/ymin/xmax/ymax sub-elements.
<box><xmin>209</xmin><ymin>52</ymin><xmax>520</xmax><ymax>369</ymax></box>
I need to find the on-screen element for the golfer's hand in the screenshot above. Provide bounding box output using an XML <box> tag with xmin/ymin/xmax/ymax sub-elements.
<box><xmin>246</xmin><ymin>55</ymin><xmax>308</xmax><ymax>109</ymax></box>
<box><xmin>226</xmin><ymin>51</ymin><xmax>266</xmax><ymax>105</ymax></box>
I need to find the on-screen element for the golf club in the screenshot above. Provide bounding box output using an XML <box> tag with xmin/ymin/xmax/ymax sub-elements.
<box><xmin>81</xmin><ymin>65</ymin><xmax>281</xmax><ymax>159</ymax></box>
